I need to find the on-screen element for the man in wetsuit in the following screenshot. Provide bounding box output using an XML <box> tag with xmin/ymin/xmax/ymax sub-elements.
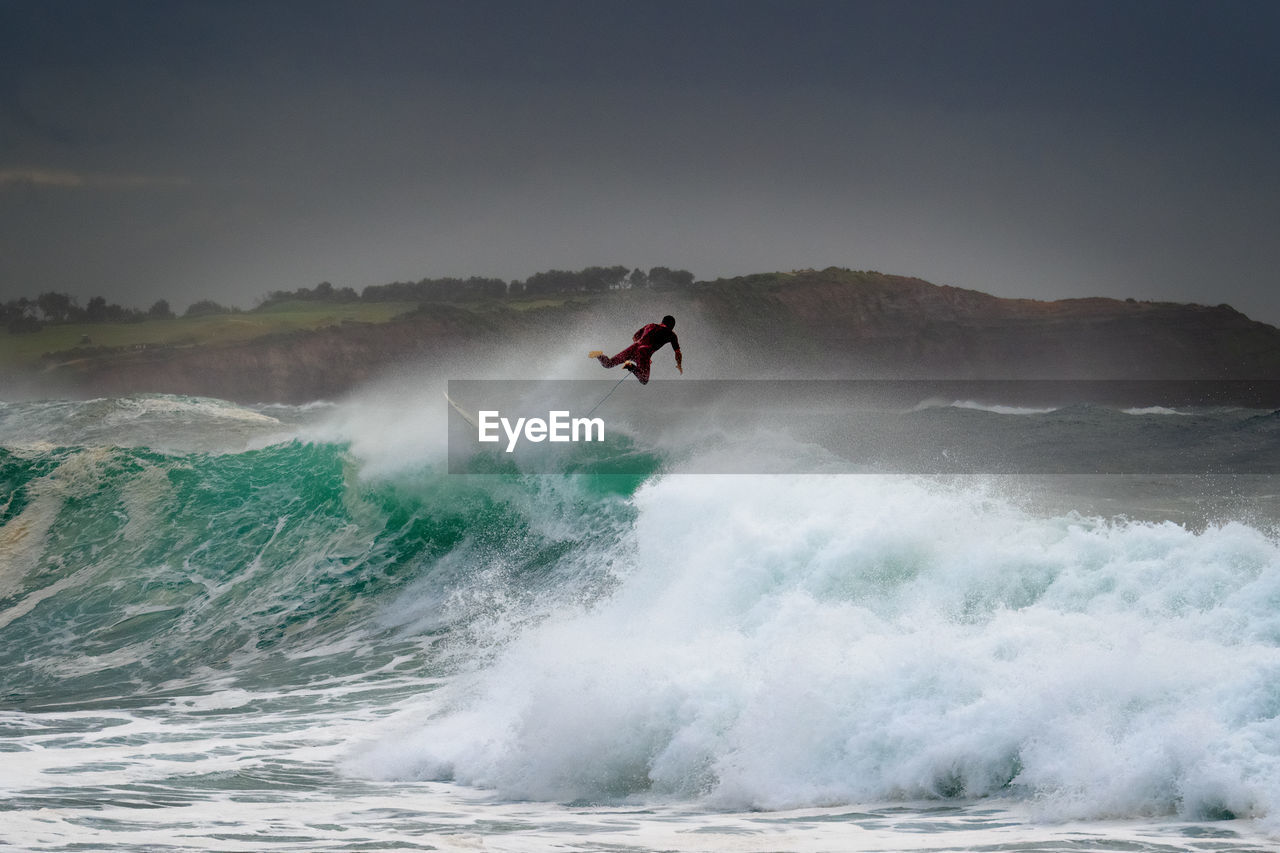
<box><xmin>589</xmin><ymin>315</ymin><xmax>683</xmax><ymax>385</ymax></box>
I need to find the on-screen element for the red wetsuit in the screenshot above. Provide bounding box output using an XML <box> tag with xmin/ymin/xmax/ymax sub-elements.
<box><xmin>596</xmin><ymin>322</ymin><xmax>680</xmax><ymax>384</ymax></box>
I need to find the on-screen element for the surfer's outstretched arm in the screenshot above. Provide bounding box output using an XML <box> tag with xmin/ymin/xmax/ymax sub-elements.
<box><xmin>674</xmin><ymin>348</ymin><xmax>683</xmax><ymax>374</ymax></box>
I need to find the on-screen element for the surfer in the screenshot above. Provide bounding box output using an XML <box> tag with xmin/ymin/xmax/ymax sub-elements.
<box><xmin>589</xmin><ymin>315</ymin><xmax>683</xmax><ymax>385</ymax></box>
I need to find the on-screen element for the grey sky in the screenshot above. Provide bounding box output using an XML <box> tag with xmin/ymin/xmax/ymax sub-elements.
<box><xmin>2</xmin><ymin>0</ymin><xmax>1279</xmax><ymax>322</ymax></box>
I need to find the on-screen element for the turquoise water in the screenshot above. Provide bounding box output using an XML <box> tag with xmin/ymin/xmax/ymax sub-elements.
<box><xmin>2</xmin><ymin>391</ymin><xmax>1279</xmax><ymax>851</ymax></box>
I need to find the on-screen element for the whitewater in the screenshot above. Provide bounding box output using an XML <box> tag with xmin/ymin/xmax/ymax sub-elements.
<box><xmin>3</xmin><ymin>381</ymin><xmax>1280</xmax><ymax>852</ymax></box>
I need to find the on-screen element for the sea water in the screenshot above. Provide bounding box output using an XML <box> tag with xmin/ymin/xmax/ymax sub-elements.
<box><xmin>2</xmin><ymin>388</ymin><xmax>1280</xmax><ymax>852</ymax></box>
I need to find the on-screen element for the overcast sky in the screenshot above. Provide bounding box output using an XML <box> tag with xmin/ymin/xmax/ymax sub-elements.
<box><xmin>2</xmin><ymin>0</ymin><xmax>1278</xmax><ymax>322</ymax></box>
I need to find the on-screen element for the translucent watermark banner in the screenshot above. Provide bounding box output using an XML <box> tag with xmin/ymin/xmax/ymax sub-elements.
<box><xmin>445</xmin><ymin>379</ymin><xmax>1280</xmax><ymax>475</ymax></box>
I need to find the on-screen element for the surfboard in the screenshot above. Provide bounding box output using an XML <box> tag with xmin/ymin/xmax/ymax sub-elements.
<box><xmin>444</xmin><ymin>391</ymin><xmax>479</xmax><ymax>429</ymax></box>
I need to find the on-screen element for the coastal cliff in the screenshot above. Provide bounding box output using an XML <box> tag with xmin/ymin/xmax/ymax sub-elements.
<box><xmin>14</xmin><ymin>268</ymin><xmax>1280</xmax><ymax>403</ymax></box>
<box><xmin>696</xmin><ymin>269</ymin><xmax>1280</xmax><ymax>379</ymax></box>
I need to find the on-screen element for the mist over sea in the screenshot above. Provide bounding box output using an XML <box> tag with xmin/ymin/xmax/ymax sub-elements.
<box><xmin>3</xmin><ymin>377</ymin><xmax>1280</xmax><ymax>852</ymax></box>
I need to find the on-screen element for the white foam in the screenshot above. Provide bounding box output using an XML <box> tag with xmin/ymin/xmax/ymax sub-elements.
<box><xmin>106</xmin><ymin>395</ymin><xmax>281</xmax><ymax>425</ymax></box>
<box><xmin>1122</xmin><ymin>406</ymin><xmax>1188</xmax><ymax>416</ymax></box>
<box><xmin>914</xmin><ymin>399</ymin><xmax>1059</xmax><ymax>415</ymax></box>
<box><xmin>355</xmin><ymin>472</ymin><xmax>1280</xmax><ymax>823</ymax></box>
<box><xmin>0</xmin><ymin>395</ymin><xmax>297</xmax><ymax>452</ymax></box>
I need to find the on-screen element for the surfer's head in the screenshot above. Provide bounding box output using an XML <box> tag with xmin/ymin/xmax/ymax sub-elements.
<box><xmin>662</xmin><ymin>315</ymin><xmax>675</xmax><ymax>328</ymax></box>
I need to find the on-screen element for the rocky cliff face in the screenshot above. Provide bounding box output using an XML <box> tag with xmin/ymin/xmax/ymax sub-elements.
<box><xmin>24</xmin><ymin>269</ymin><xmax>1280</xmax><ymax>403</ymax></box>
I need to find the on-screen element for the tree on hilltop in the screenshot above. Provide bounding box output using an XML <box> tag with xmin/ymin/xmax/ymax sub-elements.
<box><xmin>360</xmin><ymin>276</ymin><xmax>506</xmax><ymax>302</ymax></box>
<box><xmin>184</xmin><ymin>299</ymin><xmax>232</xmax><ymax>317</ymax></box>
<box><xmin>37</xmin><ymin>291</ymin><xmax>76</xmax><ymax>322</ymax></box>
<box><xmin>85</xmin><ymin>296</ymin><xmax>108</xmax><ymax>322</ymax></box>
<box><xmin>647</xmin><ymin>267</ymin><xmax>695</xmax><ymax>289</ymax></box>
<box><xmin>523</xmin><ymin>265</ymin><xmax>631</xmax><ymax>295</ymax></box>
<box><xmin>84</xmin><ymin>295</ymin><xmax>141</xmax><ymax>322</ymax></box>
<box><xmin>3</xmin><ymin>297</ymin><xmax>42</xmax><ymax>333</ymax></box>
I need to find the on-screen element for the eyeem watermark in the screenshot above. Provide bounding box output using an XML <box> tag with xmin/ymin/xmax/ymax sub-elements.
<box><xmin>478</xmin><ymin>410</ymin><xmax>604</xmax><ymax>452</ymax></box>
<box><xmin>449</xmin><ymin>378</ymin><xmax>1280</xmax><ymax>475</ymax></box>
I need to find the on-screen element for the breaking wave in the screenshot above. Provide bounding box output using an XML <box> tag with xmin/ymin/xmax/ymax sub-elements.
<box><xmin>4</xmin><ymin>393</ymin><xmax>1279</xmax><ymax>829</ymax></box>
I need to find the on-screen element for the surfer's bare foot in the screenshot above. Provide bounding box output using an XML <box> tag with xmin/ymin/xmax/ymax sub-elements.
<box><xmin>588</xmin><ymin>350</ymin><xmax>603</xmax><ymax>358</ymax></box>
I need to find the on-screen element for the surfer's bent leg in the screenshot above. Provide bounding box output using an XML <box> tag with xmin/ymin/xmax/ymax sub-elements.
<box><xmin>598</xmin><ymin>345</ymin><xmax>638</xmax><ymax>368</ymax></box>
<box><xmin>624</xmin><ymin>349</ymin><xmax>653</xmax><ymax>384</ymax></box>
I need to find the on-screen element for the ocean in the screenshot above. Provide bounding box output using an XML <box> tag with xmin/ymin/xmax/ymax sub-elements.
<box><xmin>3</xmin><ymin>382</ymin><xmax>1280</xmax><ymax>852</ymax></box>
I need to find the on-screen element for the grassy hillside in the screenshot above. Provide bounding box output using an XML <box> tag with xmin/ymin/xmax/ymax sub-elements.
<box><xmin>0</xmin><ymin>301</ymin><xmax>420</xmax><ymax>369</ymax></box>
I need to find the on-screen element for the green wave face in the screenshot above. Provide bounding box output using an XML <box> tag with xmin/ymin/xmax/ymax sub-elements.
<box><xmin>0</xmin><ymin>436</ymin><xmax>650</xmax><ymax>711</ymax></box>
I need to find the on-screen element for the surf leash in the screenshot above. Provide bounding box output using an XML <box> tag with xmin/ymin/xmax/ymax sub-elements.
<box><xmin>585</xmin><ymin>373</ymin><xmax>629</xmax><ymax>418</ymax></box>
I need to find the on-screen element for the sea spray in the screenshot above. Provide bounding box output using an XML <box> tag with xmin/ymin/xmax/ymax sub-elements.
<box><xmin>355</xmin><ymin>472</ymin><xmax>1280</xmax><ymax>822</ymax></box>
